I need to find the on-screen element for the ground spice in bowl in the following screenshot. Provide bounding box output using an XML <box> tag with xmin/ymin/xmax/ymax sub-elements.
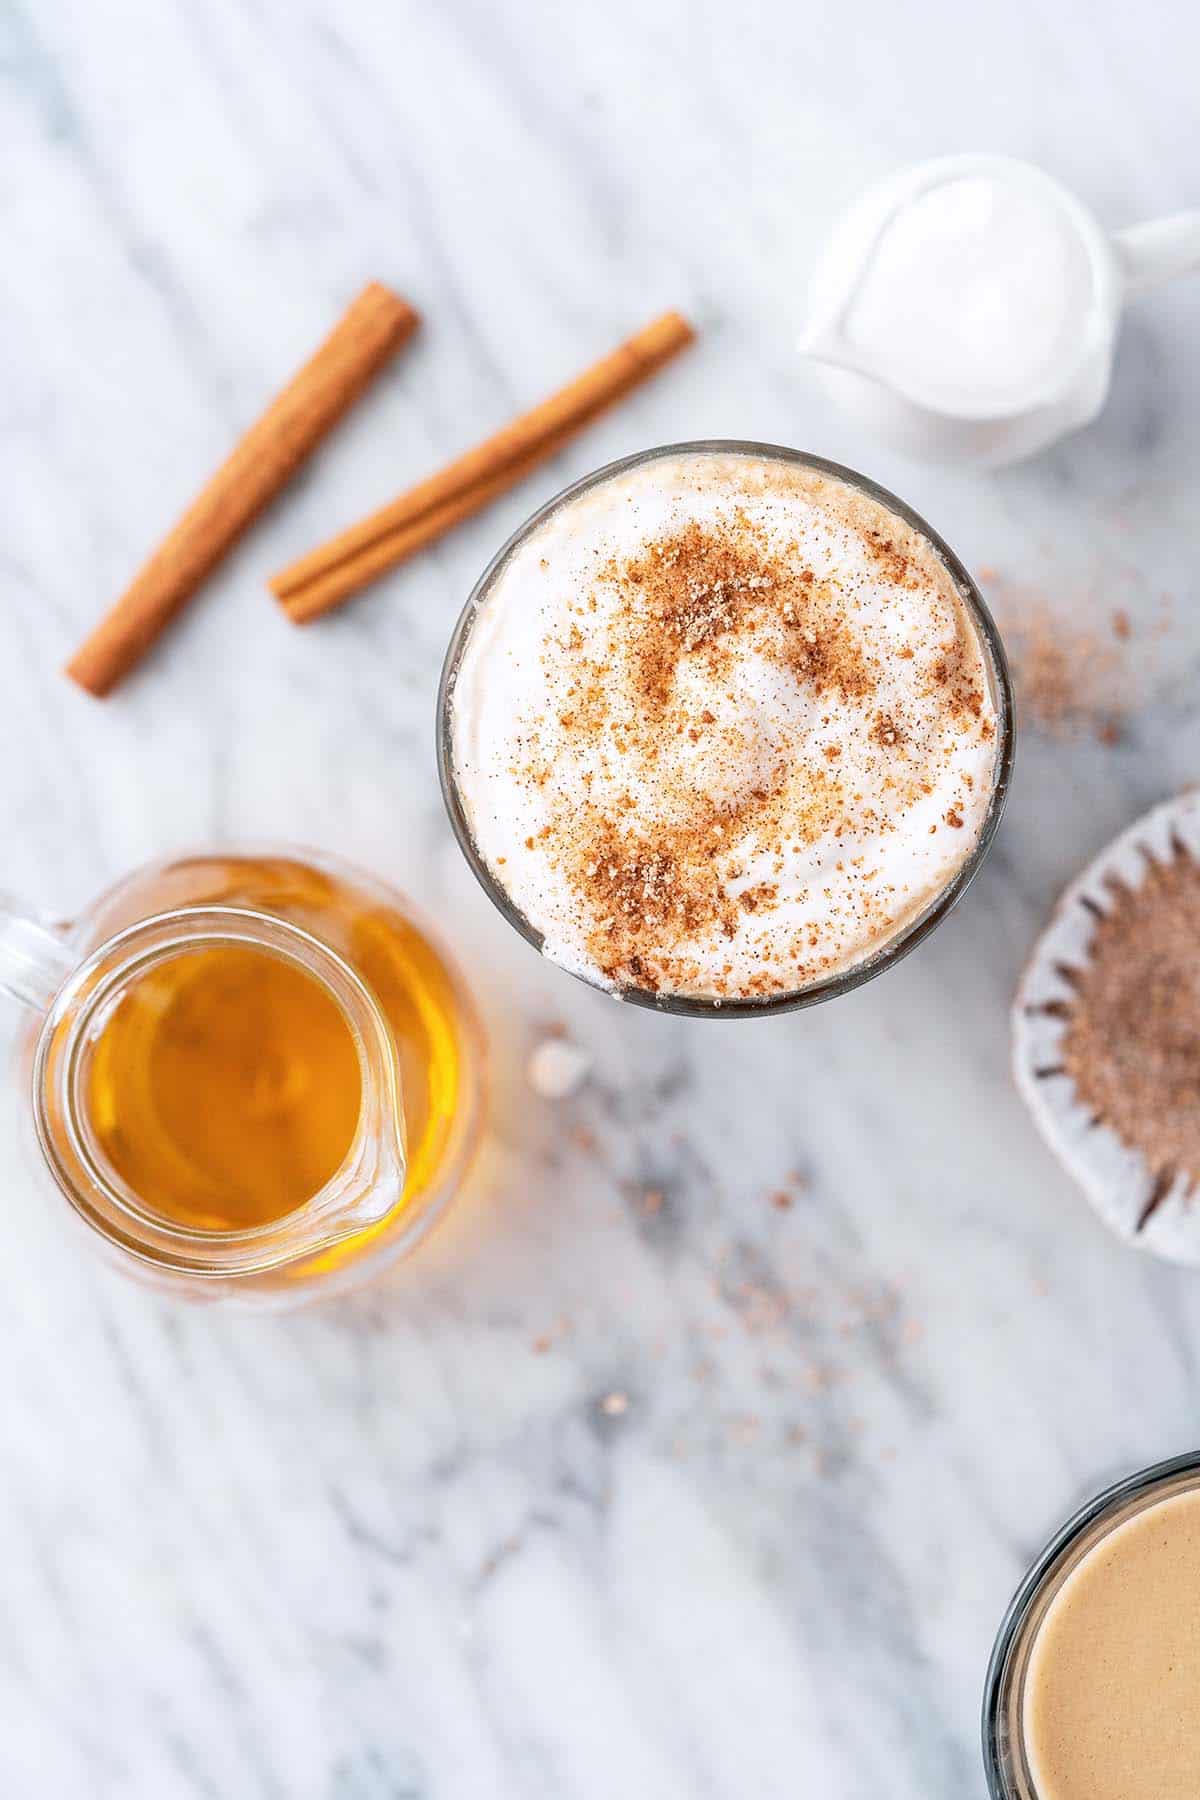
<box><xmin>1061</xmin><ymin>846</ymin><xmax>1200</xmax><ymax>1203</ymax></box>
<box><xmin>1014</xmin><ymin>794</ymin><xmax>1200</xmax><ymax>1260</ymax></box>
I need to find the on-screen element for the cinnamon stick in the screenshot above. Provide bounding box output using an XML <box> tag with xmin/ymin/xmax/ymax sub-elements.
<box><xmin>281</xmin><ymin>425</ymin><xmax>580</xmax><ymax>625</ymax></box>
<box><xmin>66</xmin><ymin>283</ymin><xmax>419</xmax><ymax>696</ymax></box>
<box><xmin>270</xmin><ymin>309</ymin><xmax>695</xmax><ymax>623</ymax></box>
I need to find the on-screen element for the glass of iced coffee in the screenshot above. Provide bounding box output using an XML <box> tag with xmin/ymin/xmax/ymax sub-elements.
<box><xmin>438</xmin><ymin>442</ymin><xmax>1013</xmax><ymax>1016</ymax></box>
<box><xmin>983</xmin><ymin>1452</ymin><xmax>1200</xmax><ymax>1800</ymax></box>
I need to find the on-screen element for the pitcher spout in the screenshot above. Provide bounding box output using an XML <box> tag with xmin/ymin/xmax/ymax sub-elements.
<box><xmin>797</xmin><ymin>320</ymin><xmax>904</xmax><ymax>393</ymax></box>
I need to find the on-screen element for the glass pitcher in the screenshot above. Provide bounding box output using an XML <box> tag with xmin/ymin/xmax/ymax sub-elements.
<box><xmin>0</xmin><ymin>850</ymin><xmax>486</xmax><ymax>1305</ymax></box>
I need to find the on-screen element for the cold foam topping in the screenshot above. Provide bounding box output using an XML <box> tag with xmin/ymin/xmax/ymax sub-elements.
<box><xmin>449</xmin><ymin>451</ymin><xmax>999</xmax><ymax>1000</ymax></box>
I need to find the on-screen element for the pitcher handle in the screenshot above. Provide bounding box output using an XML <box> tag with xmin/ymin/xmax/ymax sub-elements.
<box><xmin>1112</xmin><ymin>212</ymin><xmax>1200</xmax><ymax>294</ymax></box>
<box><xmin>0</xmin><ymin>896</ymin><xmax>76</xmax><ymax>1012</ymax></box>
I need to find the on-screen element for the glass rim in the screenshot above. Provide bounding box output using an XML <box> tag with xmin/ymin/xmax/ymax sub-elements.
<box><xmin>981</xmin><ymin>1448</ymin><xmax>1200</xmax><ymax>1798</ymax></box>
<box><xmin>31</xmin><ymin>905</ymin><xmax>403</xmax><ymax>1271</ymax></box>
<box><xmin>437</xmin><ymin>439</ymin><xmax>1015</xmax><ymax>1019</ymax></box>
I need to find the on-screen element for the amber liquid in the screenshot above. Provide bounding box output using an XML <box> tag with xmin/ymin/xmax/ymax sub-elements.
<box><xmin>88</xmin><ymin>946</ymin><xmax>363</xmax><ymax>1230</ymax></box>
<box><xmin>78</xmin><ymin>855</ymin><xmax>482</xmax><ymax>1263</ymax></box>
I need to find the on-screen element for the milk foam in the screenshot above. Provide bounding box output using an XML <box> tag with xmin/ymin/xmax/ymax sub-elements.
<box><xmin>449</xmin><ymin>450</ymin><xmax>1000</xmax><ymax>1000</ymax></box>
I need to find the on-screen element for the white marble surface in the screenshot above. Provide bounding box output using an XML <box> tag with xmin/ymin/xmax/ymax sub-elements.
<box><xmin>1</xmin><ymin>1</ymin><xmax>1199</xmax><ymax>1794</ymax></box>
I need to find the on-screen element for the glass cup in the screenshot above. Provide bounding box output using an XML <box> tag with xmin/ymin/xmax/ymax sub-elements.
<box><xmin>437</xmin><ymin>441</ymin><xmax>1014</xmax><ymax>1018</ymax></box>
<box><xmin>982</xmin><ymin>1451</ymin><xmax>1200</xmax><ymax>1797</ymax></box>
<box><xmin>0</xmin><ymin>850</ymin><xmax>486</xmax><ymax>1305</ymax></box>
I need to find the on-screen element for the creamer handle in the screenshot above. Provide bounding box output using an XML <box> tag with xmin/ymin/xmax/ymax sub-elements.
<box><xmin>1112</xmin><ymin>212</ymin><xmax>1200</xmax><ymax>294</ymax></box>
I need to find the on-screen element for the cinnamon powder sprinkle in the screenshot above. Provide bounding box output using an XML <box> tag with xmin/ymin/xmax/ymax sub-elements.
<box><xmin>558</xmin><ymin>512</ymin><xmax>904</xmax><ymax>992</ymax></box>
<box><xmin>982</xmin><ymin>573</ymin><xmax>1149</xmax><ymax>745</ymax></box>
<box><xmin>618</xmin><ymin>518</ymin><xmax>874</xmax><ymax>714</ymax></box>
<box><xmin>537</xmin><ymin>511</ymin><xmax>983</xmax><ymax>994</ymax></box>
<box><xmin>1061</xmin><ymin>847</ymin><xmax>1200</xmax><ymax>1187</ymax></box>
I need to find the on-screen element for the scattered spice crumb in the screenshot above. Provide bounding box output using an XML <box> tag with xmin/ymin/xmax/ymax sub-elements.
<box><xmin>801</xmin><ymin>1362</ymin><xmax>838</xmax><ymax>1391</ymax></box>
<box><xmin>735</xmin><ymin>1284</ymin><xmax>790</xmax><ymax>1332</ymax></box>
<box><xmin>769</xmin><ymin>1189</ymin><xmax>793</xmax><ymax>1211</ymax></box>
<box><xmin>532</xmin><ymin>1317</ymin><xmax>573</xmax><ymax>1354</ymax></box>
<box><xmin>726</xmin><ymin>1414</ymin><xmax>761</xmax><ymax>1443</ymax></box>
<box><xmin>981</xmin><ymin>571</ymin><xmax>1158</xmax><ymax>743</ymax></box>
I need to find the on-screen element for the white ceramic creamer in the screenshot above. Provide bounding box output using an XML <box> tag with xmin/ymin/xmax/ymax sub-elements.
<box><xmin>800</xmin><ymin>154</ymin><xmax>1200</xmax><ymax>468</ymax></box>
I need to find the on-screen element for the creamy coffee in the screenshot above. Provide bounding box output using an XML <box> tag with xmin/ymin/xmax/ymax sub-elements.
<box><xmin>449</xmin><ymin>449</ymin><xmax>999</xmax><ymax>1000</ymax></box>
<box><xmin>1023</xmin><ymin>1486</ymin><xmax>1200</xmax><ymax>1800</ymax></box>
